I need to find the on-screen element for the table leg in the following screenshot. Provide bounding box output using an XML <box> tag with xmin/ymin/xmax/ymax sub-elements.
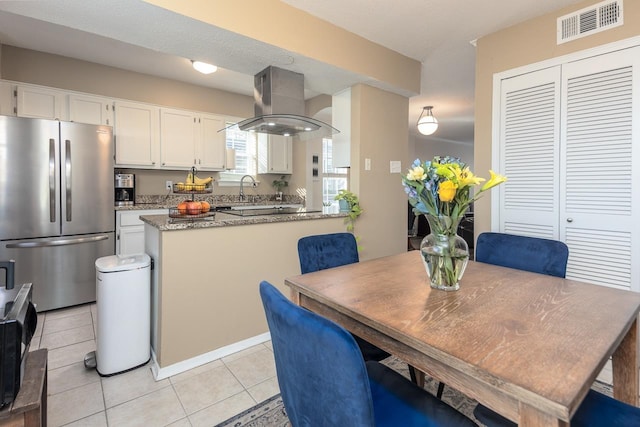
<box><xmin>612</xmin><ymin>317</ymin><xmax>639</xmax><ymax>406</ymax></box>
<box><xmin>289</xmin><ymin>289</ymin><xmax>300</xmax><ymax>305</ymax></box>
<box><xmin>519</xmin><ymin>403</ymin><xmax>568</xmax><ymax>427</ymax></box>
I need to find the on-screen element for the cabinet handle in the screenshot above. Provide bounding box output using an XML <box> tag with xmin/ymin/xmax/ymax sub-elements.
<box><xmin>567</xmin><ymin>218</ymin><xmax>573</xmax><ymax>223</ymax></box>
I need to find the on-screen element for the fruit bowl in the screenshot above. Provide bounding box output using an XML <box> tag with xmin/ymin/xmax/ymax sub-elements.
<box><xmin>173</xmin><ymin>183</ymin><xmax>212</xmax><ymax>193</ymax></box>
<box><xmin>168</xmin><ymin>208</ymin><xmax>216</xmax><ymax>221</ymax></box>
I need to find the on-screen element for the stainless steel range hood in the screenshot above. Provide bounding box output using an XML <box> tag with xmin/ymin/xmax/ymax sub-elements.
<box><xmin>234</xmin><ymin>66</ymin><xmax>339</xmax><ymax>141</ymax></box>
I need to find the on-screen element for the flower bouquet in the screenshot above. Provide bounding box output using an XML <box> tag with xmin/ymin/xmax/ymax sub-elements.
<box><xmin>402</xmin><ymin>156</ymin><xmax>506</xmax><ymax>290</ymax></box>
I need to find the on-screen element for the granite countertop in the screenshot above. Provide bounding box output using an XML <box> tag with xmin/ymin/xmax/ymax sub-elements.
<box><xmin>115</xmin><ymin>194</ymin><xmax>306</xmax><ymax>211</ymax></box>
<box><xmin>140</xmin><ymin>209</ymin><xmax>347</xmax><ymax>231</ymax></box>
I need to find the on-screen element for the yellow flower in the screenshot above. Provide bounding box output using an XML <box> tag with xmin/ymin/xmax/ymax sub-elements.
<box><xmin>438</xmin><ymin>180</ymin><xmax>458</xmax><ymax>202</ymax></box>
<box><xmin>458</xmin><ymin>167</ymin><xmax>484</xmax><ymax>187</ymax></box>
<box><xmin>436</xmin><ymin>164</ymin><xmax>456</xmax><ymax>180</ymax></box>
<box><xmin>481</xmin><ymin>170</ymin><xmax>508</xmax><ymax>191</ymax></box>
<box><xmin>407</xmin><ymin>166</ymin><xmax>427</xmax><ymax>181</ymax></box>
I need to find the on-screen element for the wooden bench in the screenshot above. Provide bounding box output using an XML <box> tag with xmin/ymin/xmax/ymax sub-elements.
<box><xmin>0</xmin><ymin>349</ymin><xmax>47</xmax><ymax>427</ymax></box>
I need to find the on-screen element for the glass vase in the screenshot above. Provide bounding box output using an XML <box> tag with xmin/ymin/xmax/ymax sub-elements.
<box><xmin>420</xmin><ymin>214</ymin><xmax>469</xmax><ymax>291</ymax></box>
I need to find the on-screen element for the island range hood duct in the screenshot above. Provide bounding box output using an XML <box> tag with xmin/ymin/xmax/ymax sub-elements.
<box><xmin>234</xmin><ymin>66</ymin><xmax>339</xmax><ymax>141</ymax></box>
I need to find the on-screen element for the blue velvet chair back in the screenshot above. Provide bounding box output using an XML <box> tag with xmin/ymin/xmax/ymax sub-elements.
<box><xmin>298</xmin><ymin>232</ymin><xmax>359</xmax><ymax>274</ymax></box>
<box><xmin>259</xmin><ymin>281</ymin><xmax>377</xmax><ymax>426</ymax></box>
<box><xmin>476</xmin><ymin>232</ymin><xmax>569</xmax><ymax>278</ymax></box>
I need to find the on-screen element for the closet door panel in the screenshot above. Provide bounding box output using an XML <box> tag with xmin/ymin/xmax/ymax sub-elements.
<box><xmin>498</xmin><ymin>67</ymin><xmax>561</xmax><ymax>239</ymax></box>
<box><xmin>560</xmin><ymin>47</ymin><xmax>640</xmax><ymax>291</ymax></box>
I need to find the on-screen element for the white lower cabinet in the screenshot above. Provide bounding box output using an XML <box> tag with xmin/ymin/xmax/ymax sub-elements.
<box><xmin>116</xmin><ymin>209</ymin><xmax>167</xmax><ymax>255</ymax></box>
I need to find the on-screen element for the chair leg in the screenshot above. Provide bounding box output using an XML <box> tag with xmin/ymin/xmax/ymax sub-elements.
<box><xmin>407</xmin><ymin>365</ymin><xmax>425</xmax><ymax>388</ymax></box>
<box><xmin>436</xmin><ymin>381</ymin><xmax>445</xmax><ymax>399</ymax></box>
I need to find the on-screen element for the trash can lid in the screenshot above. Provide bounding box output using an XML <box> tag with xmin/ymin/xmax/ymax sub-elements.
<box><xmin>95</xmin><ymin>253</ymin><xmax>151</xmax><ymax>273</ymax></box>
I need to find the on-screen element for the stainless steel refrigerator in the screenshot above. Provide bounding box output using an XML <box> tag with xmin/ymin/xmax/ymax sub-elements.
<box><xmin>0</xmin><ymin>115</ymin><xmax>115</xmax><ymax>312</ymax></box>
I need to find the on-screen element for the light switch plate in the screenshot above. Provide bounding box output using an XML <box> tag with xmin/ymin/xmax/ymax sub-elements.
<box><xmin>365</xmin><ymin>158</ymin><xmax>371</xmax><ymax>170</ymax></box>
<box><xmin>390</xmin><ymin>161</ymin><xmax>402</xmax><ymax>173</ymax></box>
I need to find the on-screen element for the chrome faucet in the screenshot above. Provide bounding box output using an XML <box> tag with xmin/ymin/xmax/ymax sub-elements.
<box><xmin>239</xmin><ymin>175</ymin><xmax>257</xmax><ymax>202</ymax></box>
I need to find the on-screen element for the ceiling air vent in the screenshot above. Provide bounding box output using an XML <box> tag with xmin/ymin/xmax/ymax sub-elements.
<box><xmin>557</xmin><ymin>0</ymin><xmax>623</xmax><ymax>44</ymax></box>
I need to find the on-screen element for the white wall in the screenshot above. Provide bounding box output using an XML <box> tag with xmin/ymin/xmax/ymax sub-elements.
<box><xmin>409</xmin><ymin>134</ymin><xmax>474</xmax><ymax>171</ymax></box>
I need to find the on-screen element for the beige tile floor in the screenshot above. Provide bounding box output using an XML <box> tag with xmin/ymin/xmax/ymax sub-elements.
<box><xmin>30</xmin><ymin>303</ymin><xmax>279</xmax><ymax>427</ymax></box>
<box><xmin>29</xmin><ymin>302</ymin><xmax>620</xmax><ymax>427</ymax></box>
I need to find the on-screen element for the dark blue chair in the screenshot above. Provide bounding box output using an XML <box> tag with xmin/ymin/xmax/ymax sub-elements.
<box><xmin>474</xmin><ymin>389</ymin><xmax>640</xmax><ymax>426</ymax></box>
<box><xmin>298</xmin><ymin>233</ymin><xmax>390</xmax><ymax>361</ymax></box>
<box><xmin>298</xmin><ymin>232</ymin><xmax>360</xmax><ymax>275</ymax></box>
<box><xmin>475</xmin><ymin>232</ymin><xmax>569</xmax><ymax>278</ymax></box>
<box><xmin>259</xmin><ymin>281</ymin><xmax>478</xmax><ymax>427</ymax></box>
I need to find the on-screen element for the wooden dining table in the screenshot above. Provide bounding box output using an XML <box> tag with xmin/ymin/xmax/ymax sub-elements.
<box><xmin>284</xmin><ymin>250</ymin><xmax>640</xmax><ymax>426</ymax></box>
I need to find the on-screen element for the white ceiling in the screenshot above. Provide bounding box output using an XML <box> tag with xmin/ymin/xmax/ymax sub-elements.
<box><xmin>0</xmin><ymin>0</ymin><xmax>585</xmax><ymax>145</ymax></box>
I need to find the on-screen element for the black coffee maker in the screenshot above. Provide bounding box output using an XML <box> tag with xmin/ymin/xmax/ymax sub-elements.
<box><xmin>115</xmin><ymin>173</ymin><xmax>135</xmax><ymax>206</ymax></box>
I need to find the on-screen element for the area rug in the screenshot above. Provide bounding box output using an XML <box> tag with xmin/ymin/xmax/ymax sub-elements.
<box><xmin>215</xmin><ymin>356</ymin><xmax>613</xmax><ymax>427</ymax></box>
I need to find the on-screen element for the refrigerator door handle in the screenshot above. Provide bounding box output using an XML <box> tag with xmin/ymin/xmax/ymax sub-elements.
<box><xmin>6</xmin><ymin>234</ymin><xmax>110</xmax><ymax>249</ymax></box>
<box><xmin>49</xmin><ymin>138</ymin><xmax>56</xmax><ymax>223</ymax></box>
<box><xmin>65</xmin><ymin>139</ymin><xmax>72</xmax><ymax>222</ymax></box>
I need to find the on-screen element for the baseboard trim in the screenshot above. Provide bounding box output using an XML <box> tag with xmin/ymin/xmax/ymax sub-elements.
<box><xmin>150</xmin><ymin>332</ymin><xmax>271</xmax><ymax>381</ymax></box>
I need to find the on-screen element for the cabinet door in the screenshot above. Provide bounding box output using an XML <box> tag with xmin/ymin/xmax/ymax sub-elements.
<box><xmin>559</xmin><ymin>47</ymin><xmax>640</xmax><ymax>291</ymax></box>
<box><xmin>118</xmin><ymin>225</ymin><xmax>145</xmax><ymax>255</ymax></box>
<box><xmin>68</xmin><ymin>94</ymin><xmax>113</xmax><ymax>125</ymax></box>
<box><xmin>16</xmin><ymin>85</ymin><xmax>65</xmax><ymax>120</ymax></box>
<box><xmin>160</xmin><ymin>108</ymin><xmax>197</xmax><ymax>169</ymax></box>
<box><xmin>258</xmin><ymin>134</ymin><xmax>292</xmax><ymax>173</ymax></box>
<box><xmin>198</xmin><ymin>114</ymin><xmax>226</xmax><ymax>170</ymax></box>
<box><xmin>114</xmin><ymin>101</ymin><xmax>159</xmax><ymax>168</ymax></box>
<box><xmin>0</xmin><ymin>81</ymin><xmax>15</xmax><ymax>116</ymax></box>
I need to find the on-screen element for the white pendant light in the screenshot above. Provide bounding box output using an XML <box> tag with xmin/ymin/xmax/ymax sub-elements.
<box><xmin>192</xmin><ymin>60</ymin><xmax>217</xmax><ymax>74</ymax></box>
<box><xmin>417</xmin><ymin>106</ymin><xmax>438</xmax><ymax>136</ymax></box>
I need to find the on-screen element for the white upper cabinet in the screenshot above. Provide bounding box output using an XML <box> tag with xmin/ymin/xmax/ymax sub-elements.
<box><xmin>258</xmin><ymin>134</ymin><xmax>292</xmax><ymax>174</ymax></box>
<box><xmin>114</xmin><ymin>100</ymin><xmax>160</xmax><ymax>168</ymax></box>
<box><xmin>68</xmin><ymin>94</ymin><xmax>113</xmax><ymax>126</ymax></box>
<box><xmin>0</xmin><ymin>81</ymin><xmax>14</xmax><ymax>116</ymax></box>
<box><xmin>198</xmin><ymin>114</ymin><xmax>226</xmax><ymax>170</ymax></box>
<box><xmin>160</xmin><ymin>108</ymin><xmax>226</xmax><ymax>170</ymax></box>
<box><xmin>16</xmin><ymin>85</ymin><xmax>65</xmax><ymax>120</ymax></box>
<box><xmin>1</xmin><ymin>80</ymin><xmax>228</xmax><ymax>171</ymax></box>
<box><xmin>160</xmin><ymin>108</ymin><xmax>198</xmax><ymax>169</ymax></box>
<box><xmin>331</xmin><ymin>88</ymin><xmax>351</xmax><ymax>168</ymax></box>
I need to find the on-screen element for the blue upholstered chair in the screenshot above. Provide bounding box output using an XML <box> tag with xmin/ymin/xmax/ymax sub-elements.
<box><xmin>298</xmin><ymin>233</ymin><xmax>390</xmax><ymax>361</ymax></box>
<box><xmin>475</xmin><ymin>232</ymin><xmax>569</xmax><ymax>278</ymax></box>
<box><xmin>297</xmin><ymin>232</ymin><xmax>432</xmax><ymax>391</ymax></box>
<box><xmin>259</xmin><ymin>281</ymin><xmax>478</xmax><ymax>427</ymax></box>
<box><xmin>298</xmin><ymin>232</ymin><xmax>360</xmax><ymax>275</ymax></box>
<box><xmin>474</xmin><ymin>389</ymin><xmax>640</xmax><ymax>426</ymax></box>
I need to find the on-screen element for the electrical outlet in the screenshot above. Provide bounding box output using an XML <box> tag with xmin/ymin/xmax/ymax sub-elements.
<box><xmin>166</xmin><ymin>180</ymin><xmax>173</xmax><ymax>190</ymax></box>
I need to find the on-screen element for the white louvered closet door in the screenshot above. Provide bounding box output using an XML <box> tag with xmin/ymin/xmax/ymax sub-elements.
<box><xmin>498</xmin><ymin>67</ymin><xmax>561</xmax><ymax>239</ymax></box>
<box><xmin>560</xmin><ymin>47</ymin><xmax>640</xmax><ymax>291</ymax></box>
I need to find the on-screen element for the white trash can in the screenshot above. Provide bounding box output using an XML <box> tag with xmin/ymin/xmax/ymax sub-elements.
<box><xmin>93</xmin><ymin>253</ymin><xmax>151</xmax><ymax>376</ymax></box>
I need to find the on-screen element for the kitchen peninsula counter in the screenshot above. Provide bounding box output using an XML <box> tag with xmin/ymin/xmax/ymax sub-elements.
<box><xmin>143</xmin><ymin>206</ymin><xmax>349</xmax><ymax>380</ymax></box>
<box><xmin>140</xmin><ymin>209</ymin><xmax>347</xmax><ymax>231</ymax></box>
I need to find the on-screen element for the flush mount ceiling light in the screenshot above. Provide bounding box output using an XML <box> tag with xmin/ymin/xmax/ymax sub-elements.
<box><xmin>417</xmin><ymin>106</ymin><xmax>438</xmax><ymax>136</ymax></box>
<box><xmin>192</xmin><ymin>60</ymin><xmax>217</xmax><ymax>74</ymax></box>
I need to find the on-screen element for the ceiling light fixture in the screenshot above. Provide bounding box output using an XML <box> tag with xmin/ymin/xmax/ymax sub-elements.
<box><xmin>417</xmin><ymin>106</ymin><xmax>438</xmax><ymax>136</ymax></box>
<box><xmin>192</xmin><ymin>60</ymin><xmax>217</xmax><ymax>74</ymax></box>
